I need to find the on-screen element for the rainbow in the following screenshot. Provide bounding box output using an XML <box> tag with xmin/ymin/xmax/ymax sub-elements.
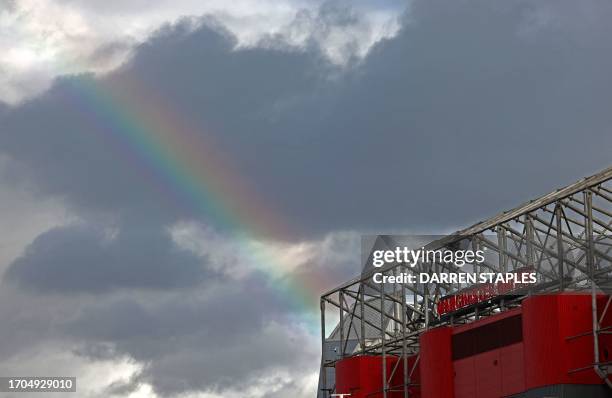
<box><xmin>66</xmin><ymin>74</ymin><xmax>326</xmax><ymax>327</ymax></box>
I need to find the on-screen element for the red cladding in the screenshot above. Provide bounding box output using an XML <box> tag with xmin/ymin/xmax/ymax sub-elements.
<box><xmin>452</xmin><ymin>309</ymin><xmax>525</xmax><ymax>398</ymax></box>
<box><xmin>334</xmin><ymin>294</ymin><xmax>611</xmax><ymax>398</ymax></box>
<box><xmin>335</xmin><ymin>355</ymin><xmax>420</xmax><ymax>398</ymax></box>
<box><xmin>522</xmin><ymin>294</ymin><xmax>611</xmax><ymax>389</ymax></box>
<box><xmin>420</xmin><ymin>326</ymin><xmax>454</xmax><ymax>398</ymax></box>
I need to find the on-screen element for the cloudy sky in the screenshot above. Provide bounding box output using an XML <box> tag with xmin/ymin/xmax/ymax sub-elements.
<box><xmin>0</xmin><ymin>0</ymin><xmax>611</xmax><ymax>397</ymax></box>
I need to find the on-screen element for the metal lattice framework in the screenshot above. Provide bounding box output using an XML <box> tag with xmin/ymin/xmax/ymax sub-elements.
<box><xmin>318</xmin><ymin>166</ymin><xmax>612</xmax><ymax>397</ymax></box>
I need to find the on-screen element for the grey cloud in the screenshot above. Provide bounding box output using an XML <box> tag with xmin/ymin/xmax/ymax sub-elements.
<box><xmin>60</xmin><ymin>277</ymin><xmax>317</xmax><ymax>395</ymax></box>
<box><xmin>0</xmin><ymin>0</ymin><xmax>16</xmax><ymax>12</ymax></box>
<box><xmin>2</xmin><ymin>1</ymin><xmax>612</xmax><ymax>241</ymax></box>
<box><xmin>4</xmin><ymin>223</ymin><xmax>209</xmax><ymax>293</ymax></box>
<box><xmin>0</xmin><ymin>17</ymin><xmax>326</xmax><ymax>234</ymax></box>
<box><xmin>0</xmin><ymin>281</ymin><xmax>317</xmax><ymax>397</ymax></box>
<box><xmin>87</xmin><ymin>40</ymin><xmax>135</xmax><ymax>69</ymax></box>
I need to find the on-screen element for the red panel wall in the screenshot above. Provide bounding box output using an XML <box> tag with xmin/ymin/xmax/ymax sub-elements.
<box><xmin>453</xmin><ymin>357</ymin><xmax>475</xmax><ymax>398</ymax></box>
<box><xmin>522</xmin><ymin>294</ymin><xmax>562</xmax><ymax>388</ymax></box>
<box><xmin>454</xmin><ymin>344</ymin><xmax>526</xmax><ymax>398</ymax></box>
<box><xmin>336</xmin><ymin>294</ymin><xmax>611</xmax><ymax>398</ymax></box>
<box><xmin>336</xmin><ymin>356</ymin><xmax>362</xmax><ymax>397</ymax></box>
<box><xmin>597</xmin><ymin>295</ymin><xmax>612</xmax><ymax>373</ymax></box>
<box><xmin>452</xmin><ymin>308</ymin><xmax>525</xmax><ymax>398</ymax></box>
<box><xmin>387</xmin><ymin>355</ymin><xmax>421</xmax><ymax>398</ymax></box>
<box><xmin>499</xmin><ymin>342</ymin><xmax>525</xmax><ymax>396</ymax></box>
<box><xmin>522</xmin><ymin>294</ymin><xmax>610</xmax><ymax>389</ymax></box>
<box><xmin>559</xmin><ymin>294</ymin><xmax>602</xmax><ymax>384</ymax></box>
<box><xmin>403</xmin><ymin>354</ymin><xmax>421</xmax><ymax>398</ymax></box>
<box><xmin>335</xmin><ymin>355</ymin><xmax>420</xmax><ymax>398</ymax></box>
<box><xmin>474</xmin><ymin>349</ymin><xmax>502</xmax><ymax>397</ymax></box>
<box><xmin>420</xmin><ymin>327</ymin><xmax>454</xmax><ymax>398</ymax></box>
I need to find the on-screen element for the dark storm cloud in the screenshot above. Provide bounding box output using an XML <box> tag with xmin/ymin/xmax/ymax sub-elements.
<box><xmin>258</xmin><ymin>0</ymin><xmax>612</xmax><ymax>234</ymax></box>
<box><xmin>62</xmin><ymin>277</ymin><xmax>317</xmax><ymax>395</ymax></box>
<box><xmin>4</xmin><ymin>223</ymin><xmax>209</xmax><ymax>292</ymax></box>
<box><xmin>0</xmin><ymin>17</ymin><xmax>325</xmax><ymax>230</ymax></box>
<box><xmin>2</xmin><ymin>1</ymin><xmax>612</xmax><ymax>239</ymax></box>
<box><xmin>0</xmin><ymin>274</ymin><xmax>318</xmax><ymax>396</ymax></box>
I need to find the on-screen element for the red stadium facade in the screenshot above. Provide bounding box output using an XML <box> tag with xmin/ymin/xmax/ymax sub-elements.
<box><xmin>331</xmin><ymin>293</ymin><xmax>612</xmax><ymax>398</ymax></box>
<box><xmin>319</xmin><ymin>168</ymin><xmax>612</xmax><ymax>398</ymax></box>
<box><xmin>331</xmin><ymin>294</ymin><xmax>611</xmax><ymax>398</ymax></box>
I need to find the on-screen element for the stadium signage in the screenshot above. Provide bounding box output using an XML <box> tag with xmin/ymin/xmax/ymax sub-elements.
<box><xmin>436</xmin><ymin>267</ymin><xmax>534</xmax><ymax>316</ymax></box>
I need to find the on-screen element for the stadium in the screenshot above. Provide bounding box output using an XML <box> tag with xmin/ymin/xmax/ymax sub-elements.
<box><xmin>318</xmin><ymin>167</ymin><xmax>612</xmax><ymax>398</ymax></box>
